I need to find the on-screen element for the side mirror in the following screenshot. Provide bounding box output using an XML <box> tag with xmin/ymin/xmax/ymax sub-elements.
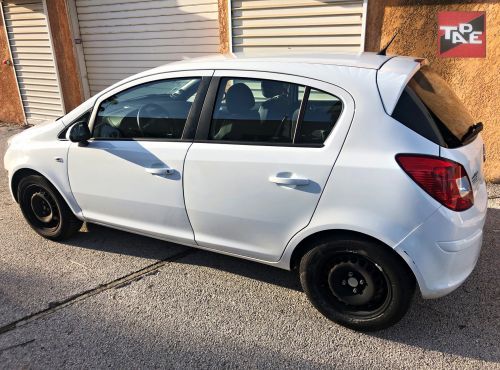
<box><xmin>68</xmin><ymin>121</ymin><xmax>91</xmax><ymax>144</ymax></box>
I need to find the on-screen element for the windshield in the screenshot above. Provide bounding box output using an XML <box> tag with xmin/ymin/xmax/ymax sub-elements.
<box><xmin>408</xmin><ymin>65</ymin><xmax>475</xmax><ymax>145</ymax></box>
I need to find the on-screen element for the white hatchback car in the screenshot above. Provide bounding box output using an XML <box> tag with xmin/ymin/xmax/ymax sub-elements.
<box><xmin>4</xmin><ymin>53</ymin><xmax>487</xmax><ymax>331</ymax></box>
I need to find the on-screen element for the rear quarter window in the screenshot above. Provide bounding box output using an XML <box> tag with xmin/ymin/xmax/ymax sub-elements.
<box><xmin>392</xmin><ymin>65</ymin><xmax>476</xmax><ymax>148</ymax></box>
<box><xmin>392</xmin><ymin>87</ymin><xmax>444</xmax><ymax>146</ymax></box>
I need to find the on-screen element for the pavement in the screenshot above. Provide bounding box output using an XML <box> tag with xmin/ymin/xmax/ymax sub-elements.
<box><xmin>0</xmin><ymin>124</ymin><xmax>499</xmax><ymax>369</ymax></box>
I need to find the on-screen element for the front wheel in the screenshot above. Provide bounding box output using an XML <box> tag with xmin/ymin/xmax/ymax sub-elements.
<box><xmin>17</xmin><ymin>175</ymin><xmax>83</xmax><ymax>240</ymax></box>
<box><xmin>299</xmin><ymin>238</ymin><xmax>415</xmax><ymax>331</ymax></box>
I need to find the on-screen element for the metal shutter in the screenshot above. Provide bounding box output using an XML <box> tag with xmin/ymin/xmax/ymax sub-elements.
<box><xmin>231</xmin><ymin>0</ymin><xmax>366</xmax><ymax>54</ymax></box>
<box><xmin>2</xmin><ymin>0</ymin><xmax>64</xmax><ymax>123</ymax></box>
<box><xmin>74</xmin><ymin>0</ymin><xmax>220</xmax><ymax>96</ymax></box>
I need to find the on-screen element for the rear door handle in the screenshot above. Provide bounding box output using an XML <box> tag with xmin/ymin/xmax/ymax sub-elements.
<box><xmin>145</xmin><ymin>167</ymin><xmax>174</xmax><ymax>176</ymax></box>
<box><xmin>269</xmin><ymin>175</ymin><xmax>310</xmax><ymax>186</ymax></box>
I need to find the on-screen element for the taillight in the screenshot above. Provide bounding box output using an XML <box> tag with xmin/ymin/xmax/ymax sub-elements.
<box><xmin>396</xmin><ymin>154</ymin><xmax>473</xmax><ymax>211</ymax></box>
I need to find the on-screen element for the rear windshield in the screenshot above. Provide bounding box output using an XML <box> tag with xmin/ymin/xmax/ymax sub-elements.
<box><xmin>392</xmin><ymin>65</ymin><xmax>476</xmax><ymax>148</ymax></box>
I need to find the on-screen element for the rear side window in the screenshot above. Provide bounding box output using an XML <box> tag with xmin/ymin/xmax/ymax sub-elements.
<box><xmin>392</xmin><ymin>65</ymin><xmax>476</xmax><ymax>148</ymax></box>
<box><xmin>295</xmin><ymin>88</ymin><xmax>343</xmax><ymax>144</ymax></box>
<box><xmin>209</xmin><ymin>77</ymin><xmax>342</xmax><ymax>145</ymax></box>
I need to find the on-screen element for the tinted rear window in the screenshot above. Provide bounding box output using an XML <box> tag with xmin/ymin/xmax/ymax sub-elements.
<box><xmin>392</xmin><ymin>65</ymin><xmax>475</xmax><ymax>148</ymax></box>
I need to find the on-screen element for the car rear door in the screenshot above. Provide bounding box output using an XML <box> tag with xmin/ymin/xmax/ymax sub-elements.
<box><xmin>183</xmin><ymin>70</ymin><xmax>355</xmax><ymax>262</ymax></box>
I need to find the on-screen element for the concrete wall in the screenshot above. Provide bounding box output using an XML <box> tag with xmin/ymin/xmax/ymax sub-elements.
<box><xmin>365</xmin><ymin>0</ymin><xmax>499</xmax><ymax>182</ymax></box>
<box><xmin>0</xmin><ymin>8</ymin><xmax>24</xmax><ymax>123</ymax></box>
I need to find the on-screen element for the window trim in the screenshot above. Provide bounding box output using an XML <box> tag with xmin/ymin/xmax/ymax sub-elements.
<box><xmin>195</xmin><ymin>75</ymin><xmax>343</xmax><ymax>148</ymax></box>
<box><xmin>86</xmin><ymin>70</ymin><xmax>213</xmax><ymax>143</ymax></box>
<box><xmin>293</xmin><ymin>86</ymin><xmax>310</xmax><ymax>144</ymax></box>
<box><xmin>195</xmin><ymin>76</ymin><xmax>221</xmax><ymax>141</ymax></box>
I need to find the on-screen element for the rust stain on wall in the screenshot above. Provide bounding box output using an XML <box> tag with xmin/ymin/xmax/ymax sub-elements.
<box><xmin>366</xmin><ymin>1</ymin><xmax>499</xmax><ymax>182</ymax></box>
<box><xmin>218</xmin><ymin>0</ymin><xmax>230</xmax><ymax>54</ymax></box>
<box><xmin>0</xmin><ymin>8</ymin><xmax>25</xmax><ymax>124</ymax></box>
<box><xmin>46</xmin><ymin>0</ymin><xmax>84</xmax><ymax>113</ymax></box>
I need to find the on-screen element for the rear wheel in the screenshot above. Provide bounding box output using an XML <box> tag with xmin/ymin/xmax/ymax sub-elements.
<box><xmin>17</xmin><ymin>175</ymin><xmax>82</xmax><ymax>240</ymax></box>
<box><xmin>299</xmin><ymin>238</ymin><xmax>415</xmax><ymax>331</ymax></box>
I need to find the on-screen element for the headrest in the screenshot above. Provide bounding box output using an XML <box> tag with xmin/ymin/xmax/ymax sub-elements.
<box><xmin>226</xmin><ymin>83</ymin><xmax>255</xmax><ymax>114</ymax></box>
<box><xmin>261</xmin><ymin>80</ymin><xmax>287</xmax><ymax>98</ymax></box>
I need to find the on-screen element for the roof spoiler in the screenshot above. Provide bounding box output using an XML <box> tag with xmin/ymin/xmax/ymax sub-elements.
<box><xmin>376</xmin><ymin>57</ymin><xmax>421</xmax><ymax>115</ymax></box>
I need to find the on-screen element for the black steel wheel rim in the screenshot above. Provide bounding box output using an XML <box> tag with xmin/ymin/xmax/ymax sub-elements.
<box><xmin>318</xmin><ymin>252</ymin><xmax>391</xmax><ymax>317</ymax></box>
<box><xmin>22</xmin><ymin>184</ymin><xmax>61</xmax><ymax>231</ymax></box>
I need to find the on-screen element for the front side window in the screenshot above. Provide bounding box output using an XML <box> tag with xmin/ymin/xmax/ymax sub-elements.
<box><xmin>93</xmin><ymin>78</ymin><xmax>201</xmax><ymax>139</ymax></box>
<box><xmin>209</xmin><ymin>77</ymin><xmax>342</xmax><ymax>145</ymax></box>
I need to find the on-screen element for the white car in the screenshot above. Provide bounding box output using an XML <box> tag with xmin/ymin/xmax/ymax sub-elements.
<box><xmin>4</xmin><ymin>53</ymin><xmax>487</xmax><ymax>331</ymax></box>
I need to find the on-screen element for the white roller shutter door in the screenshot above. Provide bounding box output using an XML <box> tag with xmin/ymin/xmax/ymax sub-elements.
<box><xmin>74</xmin><ymin>0</ymin><xmax>220</xmax><ymax>95</ymax></box>
<box><xmin>231</xmin><ymin>0</ymin><xmax>366</xmax><ymax>54</ymax></box>
<box><xmin>2</xmin><ymin>0</ymin><xmax>64</xmax><ymax>123</ymax></box>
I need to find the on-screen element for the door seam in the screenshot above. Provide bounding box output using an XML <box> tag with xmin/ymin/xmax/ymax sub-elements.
<box><xmin>181</xmin><ymin>141</ymin><xmax>198</xmax><ymax>246</ymax></box>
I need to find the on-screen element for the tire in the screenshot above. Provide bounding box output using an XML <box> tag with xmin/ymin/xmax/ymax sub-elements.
<box><xmin>299</xmin><ymin>237</ymin><xmax>415</xmax><ymax>331</ymax></box>
<box><xmin>17</xmin><ymin>175</ymin><xmax>83</xmax><ymax>240</ymax></box>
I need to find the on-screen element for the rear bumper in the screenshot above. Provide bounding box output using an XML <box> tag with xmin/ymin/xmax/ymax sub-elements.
<box><xmin>395</xmin><ymin>183</ymin><xmax>487</xmax><ymax>299</ymax></box>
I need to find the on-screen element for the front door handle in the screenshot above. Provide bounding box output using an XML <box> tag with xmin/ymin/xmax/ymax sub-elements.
<box><xmin>145</xmin><ymin>167</ymin><xmax>174</xmax><ymax>176</ymax></box>
<box><xmin>269</xmin><ymin>175</ymin><xmax>310</xmax><ymax>186</ymax></box>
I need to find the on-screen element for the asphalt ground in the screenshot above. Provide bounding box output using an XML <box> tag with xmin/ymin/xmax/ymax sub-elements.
<box><xmin>0</xmin><ymin>124</ymin><xmax>499</xmax><ymax>369</ymax></box>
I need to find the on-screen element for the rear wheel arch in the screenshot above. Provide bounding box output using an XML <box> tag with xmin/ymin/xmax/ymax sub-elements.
<box><xmin>289</xmin><ymin>229</ymin><xmax>416</xmax><ymax>284</ymax></box>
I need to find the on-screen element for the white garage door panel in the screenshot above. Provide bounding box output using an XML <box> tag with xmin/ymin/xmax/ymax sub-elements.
<box><xmin>231</xmin><ymin>0</ymin><xmax>366</xmax><ymax>54</ymax></box>
<box><xmin>81</xmin><ymin>28</ymin><xmax>219</xmax><ymax>41</ymax></box>
<box><xmin>85</xmin><ymin>60</ymin><xmax>170</xmax><ymax>69</ymax></box>
<box><xmin>76</xmin><ymin>0</ymin><xmax>213</xmax><ymax>8</ymax></box>
<box><xmin>234</xmin><ymin>25</ymin><xmax>362</xmax><ymax>37</ymax></box>
<box><xmin>78</xmin><ymin>12</ymin><xmax>217</xmax><ymax>28</ymax></box>
<box><xmin>2</xmin><ymin>0</ymin><xmax>64</xmax><ymax>123</ymax></box>
<box><xmin>75</xmin><ymin>0</ymin><xmax>219</xmax><ymax>95</ymax></box>
<box><xmin>77</xmin><ymin>4</ymin><xmax>216</xmax><ymax>20</ymax></box>
<box><xmin>83</xmin><ymin>51</ymin><xmax>210</xmax><ymax>61</ymax></box>
<box><xmin>82</xmin><ymin>37</ymin><xmax>220</xmax><ymax>49</ymax></box>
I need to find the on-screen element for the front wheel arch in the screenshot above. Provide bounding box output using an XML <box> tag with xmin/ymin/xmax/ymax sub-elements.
<box><xmin>16</xmin><ymin>173</ymin><xmax>83</xmax><ymax>240</ymax></box>
<box><xmin>11</xmin><ymin>168</ymin><xmax>82</xmax><ymax>218</ymax></box>
<box><xmin>11</xmin><ymin>168</ymin><xmax>43</xmax><ymax>203</ymax></box>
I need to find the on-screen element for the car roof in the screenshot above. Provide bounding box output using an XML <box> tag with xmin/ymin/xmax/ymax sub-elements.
<box><xmin>64</xmin><ymin>52</ymin><xmax>423</xmax><ymax>126</ymax></box>
<box><xmin>151</xmin><ymin>52</ymin><xmax>399</xmax><ymax>72</ymax></box>
<box><xmin>90</xmin><ymin>52</ymin><xmax>422</xmax><ymax>121</ymax></box>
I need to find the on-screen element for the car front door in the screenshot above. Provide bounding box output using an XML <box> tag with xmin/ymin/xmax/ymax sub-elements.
<box><xmin>183</xmin><ymin>70</ymin><xmax>355</xmax><ymax>261</ymax></box>
<box><xmin>67</xmin><ymin>70</ymin><xmax>212</xmax><ymax>245</ymax></box>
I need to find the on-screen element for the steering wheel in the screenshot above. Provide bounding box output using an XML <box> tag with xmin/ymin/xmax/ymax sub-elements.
<box><xmin>136</xmin><ymin>103</ymin><xmax>170</xmax><ymax>137</ymax></box>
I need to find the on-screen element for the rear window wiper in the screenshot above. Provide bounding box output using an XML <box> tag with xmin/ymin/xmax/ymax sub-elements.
<box><xmin>461</xmin><ymin>122</ymin><xmax>483</xmax><ymax>144</ymax></box>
